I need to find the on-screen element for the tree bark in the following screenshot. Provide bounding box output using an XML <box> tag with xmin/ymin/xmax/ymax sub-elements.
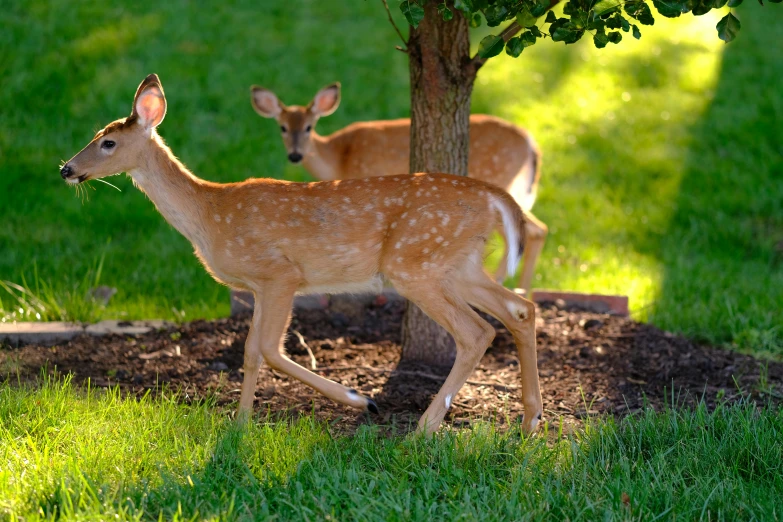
<box><xmin>400</xmin><ymin>3</ymin><xmax>477</xmax><ymax>366</ymax></box>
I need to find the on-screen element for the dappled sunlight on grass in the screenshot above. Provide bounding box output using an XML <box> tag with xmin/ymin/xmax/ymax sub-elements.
<box><xmin>474</xmin><ymin>10</ymin><xmax>725</xmax><ymax>318</ymax></box>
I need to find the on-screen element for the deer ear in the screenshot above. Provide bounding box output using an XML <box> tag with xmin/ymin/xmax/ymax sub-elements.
<box><xmin>310</xmin><ymin>82</ymin><xmax>340</xmax><ymax>117</ymax></box>
<box><xmin>132</xmin><ymin>74</ymin><xmax>166</xmax><ymax>129</ymax></box>
<box><xmin>251</xmin><ymin>86</ymin><xmax>282</xmax><ymax>118</ymax></box>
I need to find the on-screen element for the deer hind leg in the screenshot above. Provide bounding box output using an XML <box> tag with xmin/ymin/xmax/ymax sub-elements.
<box><xmin>493</xmin><ymin>223</ymin><xmax>510</xmax><ymax>284</ymax></box>
<box><xmin>247</xmin><ymin>283</ymin><xmax>378</xmax><ymax>415</ymax></box>
<box><xmin>455</xmin><ymin>271</ymin><xmax>543</xmax><ymax>434</ymax></box>
<box><xmin>394</xmin><ymin>280</ymin><xmax>496</xmax><ymax>435</ymax></box>
<box><xmin>517</xmin><ymin>211</ymin><xmax>548</xmax><ymax>298</ymax></box>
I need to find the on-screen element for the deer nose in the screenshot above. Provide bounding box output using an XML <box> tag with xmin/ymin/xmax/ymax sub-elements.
<box><xmin>60</xmin><ymin>164</ymin><xmax>73</xmax><ymax>179</ymax></box>
<box><xmin>288</xmin><ymin>152</ymin><xmax>303</xmax><ymax>163</ymax></box>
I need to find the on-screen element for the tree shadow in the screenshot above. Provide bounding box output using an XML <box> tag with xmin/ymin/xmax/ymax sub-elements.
<box><xmin>31</xmin><ymin>418</ymin><xmax>326</xmax><ymax>520</ymax></box>
<box><xmin>371</xmin><ymin>361</ymin><xmax>448</xmax><ymax>434</ymax></box>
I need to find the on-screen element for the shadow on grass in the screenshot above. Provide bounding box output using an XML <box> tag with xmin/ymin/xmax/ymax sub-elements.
<box><xmin>32</xmin><ymin>416</ymin><xmax>328</xmax><ymax>520</ymax></box>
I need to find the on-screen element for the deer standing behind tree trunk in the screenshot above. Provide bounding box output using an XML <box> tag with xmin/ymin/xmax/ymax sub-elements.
<box><xmin>60</xmin><ymin>74</ymin><xmax>543</xmax><ymax>435</ymax></box>
<box><xmin>250</xmin><ymin>83</ymin><xmax>548</xmax><ymax>295</ymax></box>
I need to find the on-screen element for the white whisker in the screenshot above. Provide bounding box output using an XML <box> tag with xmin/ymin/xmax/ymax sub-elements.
<box><xmin>93</xmin><ymin>178</ymin><xmax>122</xmax><ymax>192</ymax></box>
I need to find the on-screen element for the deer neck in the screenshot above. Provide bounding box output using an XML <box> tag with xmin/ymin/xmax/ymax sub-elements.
<box><xmin>302</xmin><ymin>132</ymin><xmax>339</xmax><ymax>181</ymax></box>
<box><xmin>128</xmin><ymin>133</ymin><xmax>212</xmax><ymax>251</ymax></box>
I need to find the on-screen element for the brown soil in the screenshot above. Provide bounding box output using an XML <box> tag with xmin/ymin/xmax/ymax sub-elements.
<box><xmin>2</xmin><ymin>301</ymin><xmax>782</xmax><ymax>434</ymax></box>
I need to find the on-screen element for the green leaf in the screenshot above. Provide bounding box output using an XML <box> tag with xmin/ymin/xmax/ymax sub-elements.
<box><xmin>521</xmin><ymin>31</ymin><xmax>538</xmax><ymax>46</ymax></box>
<box><xmin>469</xmin><ymin>12</ymin><xmax>483</xmax><ymax>27</ymax></box>
<box><xmin>620</xmin><ymin>15</ymin><xmax>631</xmax><ymax>31</ymax></box>
<box><xmin>545</xmin><ymin>10</ymin><xmax>558</xmax><ymax>23</ymax></box>
<box><xmin>484</xmin><ymin>4</ymin><xmax>509</xmax><ymax>26</ymax></box>
<box><xmin>593</xmin><ymin>28</ymin><xmax>609</xmax><ymax>48</ymax></box>
<box><xmin>606</xmin><ymin>13</ymin><xmax>623</xmax><ymax>28</ymax></box>
<box><xmin>550</xmin><ymin>18</ymin><xmax>585</xmax><ymax>43</ymax></box>
<box><xmin>632</xmin><ymin>23</ymin><xmax>642</xmax><ymax>38</ymax></box>
<box><xmin>437</xmin><ymin>3</ymin><xmax>454</xmax><ymax>20</ymax></box>
<box><xmin>529</xmin><ymin>25</ymin><xmax>543</xmax><ymax>37</ymax></box>
<box><xmin>588</xmin><ymin>17</ymin><xmax>606</xmax><ymax>30</ymax></box>
<box><xmin>592</xmin><ymin>0</ymin><xmax>622</xmax><ymax>18</ymax></box>
<box><xmin>453</xmin><ymin>0</ymin><xmax>473</xmax><ymax>14</ymax></box>
<box><xmin>652</xmin><ymin>0</ymin><xmax>687</xmax><ymax>17</ymax></box>
<box><xmin>477</xmin><ymin>34</ymin><xmax>504</xmax><ymax>58</ymax></box>
<box><xmin>505</xmin><ymin>36</ymin><xmax>524</xmax><ymax>57</ymax></box>
<box><xmin>691</xmin><ymin>0</ymin><xmax>713</xmax><ymax>15</ymax></box>
<box><xmin>727</xmin><ymin>0</ymin><xmax>743</xmax><ymax>6</ymax></box>
<box><xmin>711</xmin><ymin>0</ymin><xmax>729</xmax><ymax>7</ymax></box>
<box><xmin>399</xmin><ymin>1</ymin><xmax>425</xmax><ymax>28</ymax></box>
<box><xmin>563</xmin><ymin>0</ymin><xmax>581</xmax><ymax>15</ymax></box>
<box><xmin>768</xmin><ymin>0</ymin><xmax>782</xmax><ymax>4</ymax></box>
<box><xmin>716</xmin><ymin>12</ymin><xmax>741</xmax><ymax>41</ymax></box>
<box><xmin>624</xmin><ymin>0</ymin><xmax>656</xmax><ymax>24</ymax></box>
<box><xmin>516</xmin><ymin>8</ymin><xmax>538</xmax><ymax>27</ymax></box>
<box><xmin>530</xmin><ymin>1</ymin><xmax>550</xmax><ymax>17</ymax></box>
<box><xmin>607</xmin><ymin>30</ymin><xmax>623</xmax><ymax>43</ymax></box>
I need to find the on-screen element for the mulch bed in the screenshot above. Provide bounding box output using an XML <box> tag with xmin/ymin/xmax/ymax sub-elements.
<box><xmin>2</xmin><ymin>301</ymin><xmax>782</xmax><ymax>434</ymax></box>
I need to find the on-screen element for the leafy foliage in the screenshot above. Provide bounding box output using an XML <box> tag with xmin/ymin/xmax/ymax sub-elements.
<box><xmin>400</xmin><ymin>0</ymin><xmax>425</xmax><ymax>28</ymax></box>
<box><xmin>478</xmin><ymin>33</ymin><xmax>505</xmax><ymax>56</ymax></box>
<box><xmin>717</xmin><ymin>11</ymin><xmax>741</xmax><ymax>40</ymax></box>
<box><xmin>400</xmin><ymin>0</ymin><xmax>778</xmax><ymax>50</ymax></box>
<box><xmin>438</xmin><ymin>2</ymin><xmax>455</xmax><ymax>20</ymax></box>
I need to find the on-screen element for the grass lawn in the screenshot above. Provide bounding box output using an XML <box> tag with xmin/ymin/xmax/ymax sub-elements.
<box><xmin>0</xmin><ymin>1</ymin><xmax>781</xmax><ymax>355</ymax></box>
<box><xmin>1</xmin><ymin>377</ymin><xmax>781</xmax><ymax>520</ymax></box>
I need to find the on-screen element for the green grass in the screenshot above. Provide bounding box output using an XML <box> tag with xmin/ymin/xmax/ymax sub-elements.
<box><xmin>1</xmin><ymin>376</ymin><xmax>781</xmax><ymax>520</ymax></box>
<box><xmin>1</xmin><ymin>1</ymin><xmax>781</xmax><ymax>355</ymax></box>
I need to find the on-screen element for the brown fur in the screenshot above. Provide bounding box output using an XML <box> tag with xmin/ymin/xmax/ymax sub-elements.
<box><xmin>62</xmin><ymin>75</ymin><xmax>543</xmax><ymax>436</ymax></box>
<box><xmin>251</xmin><ymin>84</ymin><xmax>548</xmax><ymax>292</ymax></box>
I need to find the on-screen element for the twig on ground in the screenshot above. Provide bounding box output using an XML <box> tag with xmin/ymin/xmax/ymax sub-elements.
<box><xmin>292</xmin><ymin>329</ymin><xmax>317</xmax><ymax>370</ymax></box>
<box><xmin>313</xmin><ymin>365</ymin><xmax>519</xmax><ymax>391</ymax></box>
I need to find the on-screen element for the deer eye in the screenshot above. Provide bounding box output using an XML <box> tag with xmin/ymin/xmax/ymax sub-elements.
<box><xmin>280</xmin><ymin>125</ymin><xmax>287</xmax><ymax>133</ymax></box>
<box><xmin>101</xmin><ymin>140</ymin><xmax>116</xmax><ymax>149</ymax></box>
<box><xmin>305</xmin><ymin>125</ymin><xmax>312</xmax><ymax>132</ymax></box>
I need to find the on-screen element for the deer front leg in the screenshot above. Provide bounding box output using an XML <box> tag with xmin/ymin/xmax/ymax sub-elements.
<box><xmin>238</xmin><ymin>305</ymin><xmax>265</xmax><ymax>418</ymax></box>
<box><xmin>255</xmin><ymin>283</ymin><xmax>379</xmax><ymax>414</ymax></box>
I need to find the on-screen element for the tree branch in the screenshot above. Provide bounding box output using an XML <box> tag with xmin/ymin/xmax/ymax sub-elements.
<box><xmin>381</xmin><ymin>0</ymin><xmax>409</xmax><ymax>50</ymax></box>
<box><xmin>467</xmin><ymin>0</ymin><xmax>562</xmax><ymax>74</ymax></box>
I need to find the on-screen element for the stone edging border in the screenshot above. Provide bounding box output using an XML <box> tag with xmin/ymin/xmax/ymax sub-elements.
<box><xmin>0</xmin><ymin>290</ymin><xmax>628</xmax><ymax>347</ymax></box>
<box><xmin>0</xmin><ymin>320</ymin><xmax>171</xmax><ymax>347</ymax></box>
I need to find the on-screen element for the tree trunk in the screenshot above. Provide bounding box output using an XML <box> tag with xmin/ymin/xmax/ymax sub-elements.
<box><xmin>400</xmin><ymin>3</ymin><xmax>477</xmax><ymax>366</ymax></box>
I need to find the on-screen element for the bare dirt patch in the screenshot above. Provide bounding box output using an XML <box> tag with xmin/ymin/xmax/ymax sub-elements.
<box><xmin>3</xmin><ymin>301</ymin><xmax>781</xmax><ymax>433</ymax></box>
